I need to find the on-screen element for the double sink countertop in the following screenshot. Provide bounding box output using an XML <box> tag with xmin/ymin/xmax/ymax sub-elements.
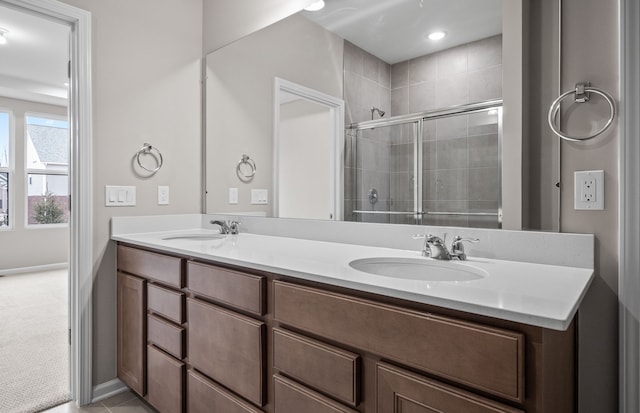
<box><xmin>112</xmin><ymin>224</ymin><xmax>594</xmax><ymax>331</ymax></box>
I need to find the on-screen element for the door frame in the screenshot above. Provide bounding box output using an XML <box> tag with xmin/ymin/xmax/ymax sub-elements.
<box><xmin>272</xmin><ymin>77</ymin><xmax>345</xmax><ymax>220</ymax></box>
<box><xmin>619</xmin><ymin>0</ymin><xmax>639</xmax><ymax>411</ymax></box>
<box><xmin>1</xmin><ymin>0</ymin><xmax>93</xmax><ymax>406</ymax></box>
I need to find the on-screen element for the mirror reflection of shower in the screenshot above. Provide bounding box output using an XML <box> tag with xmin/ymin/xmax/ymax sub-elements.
<box><xmin>370</xmin><ymin>107</ymin><xmax>385</xmax><ymax>120</ymax></box>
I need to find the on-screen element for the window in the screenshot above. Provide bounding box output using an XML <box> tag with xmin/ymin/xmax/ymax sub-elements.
<box><xmin>25</xmin><ymin>114</ymin><xmax>69</xmax><ymax>225</ymax></box>
<box><xmin>0</xmin><ymin>111</ymin><xmax>10</xmax><ymax>228</ymax></box>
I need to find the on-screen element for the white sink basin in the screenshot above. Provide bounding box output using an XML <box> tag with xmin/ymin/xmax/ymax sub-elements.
<box><xmin>349</xmin><ymin>257</ymin><xmax>487</xmax><ymax>282</ymax></box>
<box><xmin>162</xmin><ymin>234</ymin><xmax>226</xmax><ymax>241</ymax></box>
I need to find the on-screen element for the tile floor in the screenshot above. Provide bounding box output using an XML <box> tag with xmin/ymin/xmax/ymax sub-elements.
<box><xmin>41</xmin><ymin>390</ymin><xmax>156</xmax><ymax>413</ymax></box>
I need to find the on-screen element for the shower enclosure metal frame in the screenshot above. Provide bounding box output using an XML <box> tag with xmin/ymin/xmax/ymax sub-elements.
<box><xmin>347</xmin><ymin>99</ymin><xmax>504</xmax><ymax>226</ymax></box>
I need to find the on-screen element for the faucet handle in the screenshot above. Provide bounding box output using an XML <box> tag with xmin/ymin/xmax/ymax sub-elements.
<box><xmin>450</xmin><ymin>236</ymin><xmax>479</xmax><ymax>260</ymax></box>
<box><xmin>426</xmin><ymin>234</ymin><xmax>446</xmax><ymax>245</ymax></box>
<box><xmin>228</xmin><ymin>221</ymin><xmax>241</xmax><ymax>235</ymax></box>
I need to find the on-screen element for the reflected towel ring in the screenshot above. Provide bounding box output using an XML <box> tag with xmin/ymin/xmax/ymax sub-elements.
<box><xmin>237</xmin><ymin>154</ymin><xmax>256</xmax><ymax>180</ymax></box>
<box><xmin>548</xmin><ymin>82</ymin><xmax>616</xmax><ymax>142</ymax></box>
<box><xmin>136</xmin><ymin>143</ymin><xmax>164</xmax><ymax>173</ymax></box>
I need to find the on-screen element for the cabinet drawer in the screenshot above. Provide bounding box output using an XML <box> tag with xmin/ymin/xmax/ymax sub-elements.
<box><xmin>377</xmin><ymin>362</ymin><xmax>523</xmax><ymax>413</ymax></box>
<box><xmin>188</xmin><ymin>370</ymin><xmax>264</xmax><ymax>413</ymax></box>
<box><xmin>148</xmin><ymin>314</ymin><xmax>184</xmax><ymax>359</ymax></box>
<box><xmin>274</xmin><ymin>375</ymin><xmax>358</xmax><ymax>413</ymax></box>
<box><xmin>147</xmin><ymin>345</ymin><xmax>184</xmax><ymax>413</ymax></box>
<box><xmin>187</xmin><ymin>261</ymin><xmax>265</xmax><ymax>316</ymax></box>
<box><xmin>273</xmin><ymin>328</ymin><xmax>360</xmax><ymax>406</ymax></box>
<box><xmin>274</xmin><ymin>281</ymin><xmax>524</xmax><ymax>402</ymax></box>
<box><xmin>188</xmin><ymin>298</ymin><xmax>265</xmax><ymax>406</ymax></box>
<box><xmin>117</xmin><ymin>245</ymin><xmax>183</xmax><ymax>288</ymax></box>
<box><xmin>148</xmin><ymin>283</ymin><xmax>184</xmax><ymax>324</ymax></box>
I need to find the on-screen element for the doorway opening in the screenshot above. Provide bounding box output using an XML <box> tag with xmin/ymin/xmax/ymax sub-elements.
<box><xmin>0</xmin><ymin>3</ymin><xmax>71</xmax><ymax>411</ymax></box>
<box><xmin>0</xmin><ymin>0</ymin><xmax>93</xmax><ymax>408</ymax></box>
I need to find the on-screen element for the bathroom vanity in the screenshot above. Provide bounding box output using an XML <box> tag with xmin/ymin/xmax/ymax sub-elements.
<box><xmin>112</xmin><ymin>217</ymin><xmax>593</xmax><ymax>413</ymax></box>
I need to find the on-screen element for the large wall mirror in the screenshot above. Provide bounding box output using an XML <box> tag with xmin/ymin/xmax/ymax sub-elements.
<box><xmin>204</xmin><ymin>0</ymin><xmax>560</xmax><ymax>231</ymax></box>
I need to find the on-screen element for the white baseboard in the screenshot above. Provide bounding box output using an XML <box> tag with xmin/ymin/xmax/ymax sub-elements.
<box><xmin>91</xmin><ymin>378</ymin><xmax>128</xmax><ymax>404</ymax></box>
<box><xmin>0</xmin><ymin>263</ymin><xmax>68</xmax><ymax>276</ymax></box>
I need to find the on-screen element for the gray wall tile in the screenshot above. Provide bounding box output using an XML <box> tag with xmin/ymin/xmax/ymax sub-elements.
<box><xmin>437</xmin><ymin>45</ymin><xmax>468</xmax><ymax>76</ymax></box>
<box><xmin>436</xmin><ymin>72</ymin><xmax>469</xmax><ymax>107</ymax></box>
<box><xmin>391</xmin><ymin>61</ymin><xmax>408</xmax><ymax>89</ymax></box>
<box><xmin>436</xmin><ymin>137</ymin><xmax>468</xmax><ymax>170</ymax></box>
<box><xmin>409</xmin><ymin>81</ymin><xmax>437</xmax><ymax>112</ymax></box>
<box><xmin>363</xmin><ymin>51</ymin><xmax>379</xmax><ymax>82</ymax></box>
<box><xmin>409</xmin><ymin>54</ymin><xmax>437</xmax><ymax>84</ymax></box>
<box><xmin>436</xmin><ymin>116</ymin><xmax>468</xmax><ymax>140</ymax></box>
<box><xmin>468</xmin><ymin>134</ymin><xmax>499</xmax><ymax>168</ymax></box>
<box><xmin>468</xmin><ymin>35</ymin><xmax>502</xmax><ymax>71</ymax></box>
<box><xmin>391</xmin><ymin>87</ymin><xmax>409</xmax><ymax>115</ymax></box>
<box><xmin>468</xmin><ymin>65</ymin><xmax>502</xmax><ymax>102</ymax></box>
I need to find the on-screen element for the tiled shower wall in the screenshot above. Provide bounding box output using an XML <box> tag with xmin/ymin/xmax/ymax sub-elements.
<box><xmin>344</xmin><ymin>35</ymin><xmax>502</xmax><ymax>227</ymax></box>
<box><xmin>343</xmin><ymin>41</ymin><xmax>392</xmax><ymax>223</ymax></box>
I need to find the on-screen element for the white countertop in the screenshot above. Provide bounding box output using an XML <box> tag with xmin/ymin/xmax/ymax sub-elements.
<box><xmin>112</xmin><ymin>227</ymin><xmax>594</xmax><ymax>331</ymax></box>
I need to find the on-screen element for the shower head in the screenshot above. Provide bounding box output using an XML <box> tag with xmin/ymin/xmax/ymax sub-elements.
<box><xmin>371</xmin><ymin>107</ymin><xmax>386</xmax><ymax>119</ymax></box>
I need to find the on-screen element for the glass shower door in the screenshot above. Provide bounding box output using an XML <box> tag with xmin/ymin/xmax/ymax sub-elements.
<box><xmin>346</xmin><ymin>122</ymin><xmax>421</xmax><ymax>224</ymax></box>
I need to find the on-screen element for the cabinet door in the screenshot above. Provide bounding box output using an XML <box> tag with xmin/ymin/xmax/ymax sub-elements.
<box><xmin>117</xmin><ymin>272</ymin><xmax>146</xmax><ymax>396</ymax></box>
<box><xmin>147</xmin><ymin>345</ymin><xmax>184</xmax><ymax>413</ymax></box>
<box><xmin>188</xmin><ymin>298</ymin><xmax>265</xmax><ymax>406</ymax></box>
<box><xmin>377</xmin><ymin>363</ymin><xmax>523</xmax><ymax>413</ymax></box>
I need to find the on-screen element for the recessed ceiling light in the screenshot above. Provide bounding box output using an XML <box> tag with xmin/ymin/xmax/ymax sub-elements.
<box><xmin>428</xmin><ymin>31</ymin><xmax>446</xmax><ymax>41</ymax></box>
<box><xmin>304</xmin><ymin>0</ymin><xmax>325</xmax><ymax>12</ymax></box>
<box><xmin>0</xmin><ymin>28</ymin><xmax>8</xmax><ymax>45</ymax></box>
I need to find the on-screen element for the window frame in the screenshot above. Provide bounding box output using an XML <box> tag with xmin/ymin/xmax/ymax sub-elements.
<box><xmin>0</xmin><ymin>108</ymin><xmax>14</xmax><ymax>231</ymax></box>
<box><xmin>24</xmin><ymin>111</ymin><xmax>70</xmax><ymax>228</ymax></box>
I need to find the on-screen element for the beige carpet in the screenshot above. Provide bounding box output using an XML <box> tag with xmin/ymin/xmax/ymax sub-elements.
<box><xmin>0</xmin><ymin>270</ymin><xmax>70</xmax><ymax>413</ymax></box>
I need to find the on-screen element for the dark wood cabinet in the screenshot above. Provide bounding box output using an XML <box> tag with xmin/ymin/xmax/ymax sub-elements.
<box><xmin>117</xmin><ymin>271</ymin><xmax>146</xmax><ymax>396</ymax></box>
<box><xmin>274</xmin><ymin>375</ymin><xmax>358</xmax><ymax>413</ymax></box>
<box><xmin>116</xmin><ymin>243</ymin><xmax>576</xmax><ymax>413</ymax></box>
<box><xmin>376</xmin><ymin>362</ymin><xmax>523</xmax><ymax>413</ymax></box>
<box><xmin>147</xmin><ymin>345</ymin><xmax>185</xmax><ymax>413</ymax></box>
<box><xmin>188</xmin><ymin>370</ymin><xmax>263</xmax><ymax>413</ymax></box>
<box><xmin>188</xmin><ymin>298</ymin><xmax>266</xmax><ymax>406</ymax></box>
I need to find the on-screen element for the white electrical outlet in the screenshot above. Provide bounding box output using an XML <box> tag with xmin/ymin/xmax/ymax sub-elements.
<box><xmin>158</xmin><ymin>186</ymin><xmax>169</xmax><ymax>205</ymax></box>
<box><xmin>229</xmin><ymin>188</ymin><xmax>238</xmax><ymax>204</ymax></box>
<box><xmin>574</xmin><ymin>170</ymin><xmax>604</xmax><ymax>210</ymax></box>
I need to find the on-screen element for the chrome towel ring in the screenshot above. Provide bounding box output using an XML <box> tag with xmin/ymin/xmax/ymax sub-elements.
<box><xmin>548</xmin><ymin>82</ymin><xmax>616</xmax><ymax>142</ymax></box>
<box><xmin>236</xmin><ymin>154</ymin><xmax>256</xmax><ymax>180</ymax></box>
<box><xmin>136</xmin><ymin>143</ymin><xmax>164</xmax><ymax>174</ymax></box>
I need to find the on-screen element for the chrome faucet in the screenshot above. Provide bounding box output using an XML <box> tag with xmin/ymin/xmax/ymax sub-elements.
<box><xmin>413</xmin><ymin>233</ymin><xmax>479</xmax><ymax>260</ymax></box>
<box><xmin>449</xmin><ymin>235</ymin><xmax>480</xmax><ymax>260</ymax></box>
<box><xmin>210</xmin><ymin>220</ymin><xmax>240</xmax><ymax>235</ymax></box>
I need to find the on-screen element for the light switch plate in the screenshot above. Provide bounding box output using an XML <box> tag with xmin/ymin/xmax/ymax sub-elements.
<box><xmin>251</xmin><ymin>189</ymin><xmax>268</xmax><ymax>205</ymax></box>
<box><xmin>158</xmin><ymin>186</ymin><xmax>169</xmax><ymax>205</ymax></box>
<box><xmin>229</xmin><ymin>188</ymin><xmax>238</xmax><ymax>204</ymax></box>
<box><xmin>105</xmin><ymin>185</ymin><xmax>136</xmax><ymax>207</ymax></box>
<box><xmin>574</xmin><ymin>170</ymin><xmax>604</xmax><ymax>210</ymax></box>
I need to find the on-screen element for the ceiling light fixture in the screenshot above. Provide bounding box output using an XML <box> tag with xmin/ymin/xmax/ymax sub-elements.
<box><xmin>0</xmin><ymin>28</ymin><xmax>8</xmax><ymax>45</ymax></box>
<box><xmin>428</xmin><ymin>31</ymin><xmax>446</xmax><ymax>41</ymax></box>
<box><xmin>304</xmin><ymin>0</ymin><xmax>325</xmax><ymax>12</ymax></box>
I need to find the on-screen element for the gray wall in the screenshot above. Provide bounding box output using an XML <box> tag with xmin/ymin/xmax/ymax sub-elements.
<box><xmin>0</xmin><ymin>96</ymin><xmax>69</xmax><ymax>270</ymax></box>
<box><xmin>205</xmin><ymin>13</ymin><xmax>343</xmax><ymax>216</ymax></box>
<box><xmin>560</xmin><ymin>0</ymin><xmax>620</xmax><ymax>411</ymax></box>
<box><xmin>59</xmin><ymin>0</ymin><xmax>203</xmax><ymax>386</ymax></box>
